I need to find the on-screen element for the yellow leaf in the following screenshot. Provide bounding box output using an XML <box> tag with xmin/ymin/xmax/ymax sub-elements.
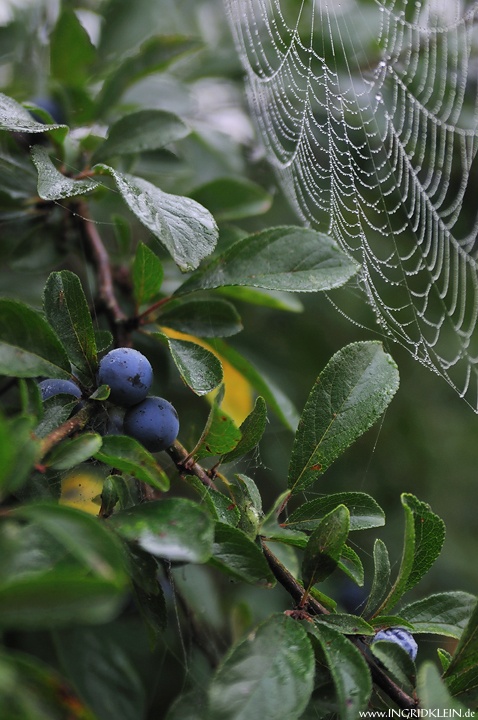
<box><xmin>161</xmin><ymin>327</ymin><xmax>253</xmax><ymax>424</ymax></box>
<box><xmin>60</xmin><ymin>467</ymin><xmax>103</xmax><ymax>515</ymax></box>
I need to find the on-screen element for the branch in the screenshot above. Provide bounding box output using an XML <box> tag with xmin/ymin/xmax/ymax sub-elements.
<box><xmin>38</xmin><ymin>404</ymin><xmax>96</xmax><ymax>459</ymax></box>
<box><xmin>261</xmin><ymin>540</ymin><xmax>418</xmax><ymax>711</ymax></box>
<box><xmin>77</xmin><ymin>201</ymin><xmax>129</xmax><ymax>345</ymax></box>
<box><xmin>167</xmin><ymin>439</ymin><xmax>218</xmax><ymax>491</ymax></box>
<box><xmin>261</xmin><ymin>540</ymin><xmax>330</xmax><ymax>615</ymax></box>
<box><xmin>162</xmin><ymin>445</ymin><xmax>419</xmax><ymax>711</ymax></box>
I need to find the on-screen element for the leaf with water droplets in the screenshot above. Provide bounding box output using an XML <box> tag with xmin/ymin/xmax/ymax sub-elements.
<box><xmin>31</xmin><ymin>146</ymin><xmax>99</xmax><ymax>200</ymax></box>
<box><xmin>95</xmin><ymin>166</ymin><xmax>218</xmax><ymax>271</ymax></box>
<box><xmin>288</xmin><ymin>342</ymin><xmax>399</xmax><ymax>494</ymax></box>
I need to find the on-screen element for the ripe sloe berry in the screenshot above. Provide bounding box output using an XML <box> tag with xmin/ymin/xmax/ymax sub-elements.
<box><xmin>124</xmin><ymin>396</ymin><xmax>179</xmax><ymax>452</ymax></box>
<box><xmin>98</xmin><ymin>348</ymin><xmax>153</xmax><ymax>406</ymax></box>
<box><xmin>372</xmin><ymin>628</ymin><xmax>418</xmax><ymax>661</ymax></box>
<box><xmin>38</xmin><ymin>379</ymin><xmax>82</xmax><ymax>401</ymax></box>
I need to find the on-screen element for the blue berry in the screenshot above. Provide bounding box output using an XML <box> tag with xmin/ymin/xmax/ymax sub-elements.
<box><xmin>97</xmin><ymin>348</ymin><xmax>153</xmax><ymax>406</ymax></box>
<box><xmin>123</xmin><ymin>396</ymin><xmax>179</xmax><ymax>452</ymax></box>
<box><xmin>372</xmin><ymin>628</ymin><xmax>418</xmax><ymax>661</ymax></box>
<box><xmin>38</xmin><ymin>379</ymin><xmax>82</xmax><ymax>401</ymax></box>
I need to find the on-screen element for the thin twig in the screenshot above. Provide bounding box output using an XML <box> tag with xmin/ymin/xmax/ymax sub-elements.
<box><xmin>38</xmin><ymin>405</ymin><xmax>95</xmax><ymax>459</ymax></box>
<box><xmin>163</xmin><ymin>449</ymin><xmax>419</xmax><ymax>711</ymax></box>
<box><xmin>261</xmin><ymin>540</ymin><xmax>330</xmax><ymax>615</ymax></box>
<box><xmin>77</xmin><ymin>201</ymin><xmax>129</xmax><ymax>345</ymax></box>
<box><xmin>136</xmin><ymin>296</ymin><xmax>172</xmax><ymax>323</ymax></box>
<box><xmin>167</xmin><ymin>439</ymin><xmax>218</xmax><ymax>490</ymax></box>
<box><xmin>261</xmin><ymin>540</ymin><xmax>418</xmax><ymax>711</ymax></box>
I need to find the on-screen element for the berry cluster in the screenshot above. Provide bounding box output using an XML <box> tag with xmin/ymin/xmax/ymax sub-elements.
<box><xmin>39</xmin><ymin>348</ymin><xmax>179</xmax><ymax>452</ymax></box>
<box><xmin>372</xmin><ymin>627</ymin><xmax>418</xmax><ymax>661</ymax></box>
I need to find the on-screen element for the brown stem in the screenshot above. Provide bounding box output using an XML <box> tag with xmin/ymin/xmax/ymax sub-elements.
<box><xmin>261</xmin><ymin>540</ymin><xmax>330</xmax><ymax>616</ymax></box>
<box><xmin>77</xmin><ymin>201</ymin><xmax>129</xmax><ymax>345</ymax></box>
<box><xmin>136</xmin><ymin>296</ymin><xmax>172</xmax><ymax>323</ymax></box>
<box><xmin>160</xmin><ymin>450</ymin><xmax>418</xmax><ymax>711</ymax></box>
<box><xmin>38</xmin><ymin>405</ymin><xmax>95</xmax><ymax>460</ymax></box>
<box><xmin>167</xmin><ymin>440</ymin><xmax>218</xmax><ymax>491</ymax></box>
<box><xmin>261</xmin><ymin>540</ymin><xmax>418</xmax><ymax>711</ymax></box>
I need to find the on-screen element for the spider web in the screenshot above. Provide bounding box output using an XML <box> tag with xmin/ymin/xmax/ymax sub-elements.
<box><xmin>225</xmin><ymin>0</ymin><xmax>478</xmax><ymax>410</ymax></box>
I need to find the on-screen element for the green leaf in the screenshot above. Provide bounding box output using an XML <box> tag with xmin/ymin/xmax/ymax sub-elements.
<box><xmin>0</xmin><ymin>148</ymin><xmax>37</xmax><ymax>200</ymax></box>
<box><xmin>228</xmin><ymin>474</ymin><xmax>263</xmax><ymax>539</ymax></box>
<box><xmin>217</xmin><ymin>286</ymin><xmax>303</xmax><ymax>313</ymax></box>
<box><xmin>314</xmin><ymin>614</ymin><xmax>375</xmax><ymax>636</ymax></box>
<box><xmin>307</xmin><ymin>622</ymin><xmax>372</xmax><ymax>720</ymax></box>
<box><xmin>0</xmin><ymin>415</ymin><xmax>39</xmax><ymax>498</ymax></box>
<box><xmin>132</xmin><ymin>243</ymin><xmax>164</xmax><ymax>307</ymax></box>
<box><xmin>126</xmin><ymin>544</ymin><xmax>167</xmax><ymax>636</ymax></box>
<box><xmin>302</xmin><ymin>505</ymin><xmax>350</xmax><ymax>590</ymax></box>
<box><xmin>208</xmin><ymin>614</ymin><xmax>314</xmax><ymax>720</ymax></box>
<box><xmin>209</xmin><ymin>523</ymin><xmax>275</xmax><ymax>586</ymax></box>
<box><xmin>288</xmin><ymin>342</ymin><xmax>399</xmax><ymax>493</ymax></box>
<box><xmin>0</xmin><ymin>650</ymin><xmax>74</xmax><ymax>720</ymax></box>
<box><xmin>0</xmin><ymin>298</ymin><xmax>71</xmax><ymax>379</ymax></box>
<box><xmin>165</xmin><ymin>689</ymin><xmax>207</xmax><ymax>720</ymax></box>
<box><xmin>102</xmin><ymin>475</ymin><xmax>139</xmax><ymax>514</ymax></box>
<box><xmin>95</xmin><ymin>166</ymin><xmax>218</xmax><ymax>271</ymax></box>
<box><xmin>370</xmin><ymin>640</ymin><xmax>416</xmax><ymax>695</ymax></box>
<box><xmin>95</xmin><ymin>329</ymin><xmax>113</xmax><ymax>354</ymax></box>
<box><xmin>107</xmin><ymin>498</ymin><xmax>214</xmax><ymax>563</ymax></box>
<box><xmin>190</xmin><ymin>177</ymin><xmax>272</xmax><ymax>221</ymax></box>
<box><xmin>14</xmin><ymin>503</ymin><xmax>126</xmax><ymax>582</ymax></box>
<box><xmin>261</xmin><ymin>525</ymin><xmax>308</xmax><ymax>550</ymax></box>
<box><xmin>368</xmin><ymin>615</ymin><xmax>415</xmax><ymax>631</ymax></box>
<box><xmin>50</xmin><ymin>7</ymin><xmax>96</xmax><ymax>86</ymax></box>
<box><xmin>221</xmin><ymin>397</ymin><xmax>268</xmax><ymax>463</ymax></box>
<box><xmin>0</xmin><ymin>505</ymin><xmax>127</xmax><ymax>628</ymax></box>
<box><xmin>377</xmin><ymin>494</ymin><xmax>445</xmax><ymax>615</ymax></box>
<box><xmin>54</xmin><ymin>625</ymin><xmax>147</xmax><ymax>720</ymax></box>
<box><xmin>94</xmin><ymin>435</ymin><xmax>170</xmax><ymax>491</ymax></box>
<box><xmin>285</xmin><ymin>492</ymin><xmax>385</xmax><ymax>532</ymax></box>
<box><xmin>205</xmin><ymin>338</ymin><xmax>299</xmax><ymax>431</ymax></box>
<box><xmin>19</xmin><ymin>378</ymin><xmax>43</xmax><ymax>417</ymax></box>
<box><xmin>96</xmin><ymin>36</ymin><xmax>201</xmax><ymax>117</ymax></box>
<box><xmin>43</xmin><ymin>270</ymin><xmax>98</xmax><ymax>384</ymax></box>
<box><xmin>233</xmin><ymin>474</ymin><xmax>262</xmax><ymax>515</ymax></box>
<box><xmin>438</xmin><ymin>649</ymin><xmax>453</xmax><ymax>673</ymax></box>
<box><xmin>89</xmin><ymin>384</ymin><xmax>110</xmax><ymax>401</ymax></box>
<box><xmin>363</xmin><ymin>539</ymin><xmax>391</xmax><ymax>618</ymax></box>
<box><xmin>400</xmin><ymin>593</ymin><xmax>477</xmax><ymax>639</ymax></box>
<box><xmin>31</xmin><ymin>146</ymin><xmax>99</xmax><ymax>200</ymax></box>
<box><xmin>418</xmin><ymin>662</ymin><xmax>469</xmax><ymax>713</ymax></box>
<box><xmin>152</xmin><ymin>332</ymin><xmax>223</xmax><ymax>395</ymax></box>
<box><xmin>93</xmin><ymin>109</ymin><xmax>190</xmax><ymax>162</ymax></box>
<box><xmin>176</xmin><ymin>226</ymin><xmax>359</xmax><ymax>295</ymax></box>
<box><xmin>112</xmin><ymin>213</ymin><xmax>132</xmax><ymax>256</ymax></box>
<box><xmin>0</xmin><ymin>92</ymin><xmax>67</xmax><ymax>135</ymax></box>
<box><xmin>260</xmin><ymin>491</ymin><xmax>308</xmax><ymax>548</ymax></box>
<box><xmin>193</xmin><ymin>399</ymin><xmax>241</xmax><ymax>459</ymax></box>
<box><xmin>338</xmin><ymin>544</ymin><xmax>364</xmax><ymax>586</ymax></box>
<box><xmin>34</xmin><ymin>396</ymin><xmax>78</xmax><ymax>438</ymax></box>
<box><xmin>45</xmin><ymin>433</ymin><xmax>103</xmax><ymax>471</ymax></box>
<box><xmin>159</xmin><ymin>298</ymin><xmax>242</xmax><ymax>338</ymax></box>
<box><xmin>444</xmin><ymin>599</ymin><xmax>478</xmax><ymax>704</ymax></box>
<box><xmin>186</xmin><ymin>475</ymin><xmax>241</xmax><ymax>527</ymax></box>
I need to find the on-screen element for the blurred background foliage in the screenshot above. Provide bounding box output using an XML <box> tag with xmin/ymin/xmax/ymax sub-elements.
<box><xmin>0</xmin><ymin>0</ymin><xmax>477</xmax><ymax>713</ymax></box>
